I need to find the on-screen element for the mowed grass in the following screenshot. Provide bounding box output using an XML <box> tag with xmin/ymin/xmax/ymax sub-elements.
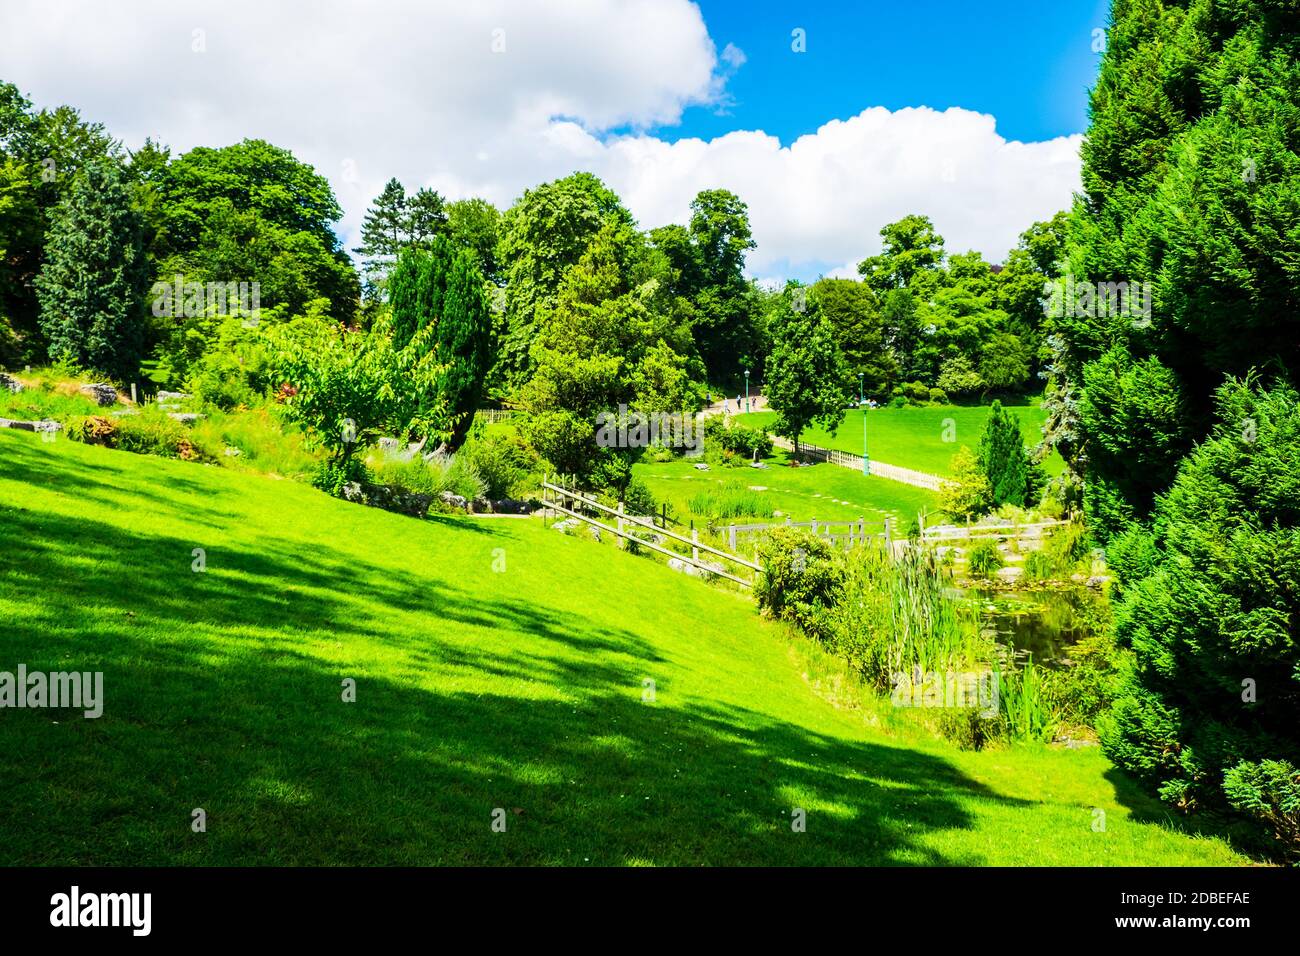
<box><xmin>738</xmin><ymin>402</ymin><xmax>1062</xmax><ymax>477</ymax></box>
<box><xmin>636</xmin><ymin>452</ymin><xmax>939</xmax><ymax>530</ymax></box>
<box><xmin>0</xmin><ymin>431</ymin><xmax>1251</xmax><ymax>865</ymax></box>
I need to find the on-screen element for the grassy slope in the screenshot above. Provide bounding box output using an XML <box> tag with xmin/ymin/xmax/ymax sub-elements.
<box><xmin>0</xmin><ymin>431</ymin><xmax>1248</xmax><ymax>865</ymax></box>
<box><xmin>739</xmin><ymin>404</ymin><xmax>1062</xmax><ymax>477</ymax></box>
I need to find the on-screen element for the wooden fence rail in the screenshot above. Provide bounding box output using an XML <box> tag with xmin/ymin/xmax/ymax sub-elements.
<box><xmin>541</xmin><ymin>479</ymin><xmax>762</xmax><ymax>588</ymax></box>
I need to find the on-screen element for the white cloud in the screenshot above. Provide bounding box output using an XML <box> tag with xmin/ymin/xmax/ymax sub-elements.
<box><xmin>0</xmin><ymin>0</ymin><xmax>1081</xmax><ymax>280</ymax></box>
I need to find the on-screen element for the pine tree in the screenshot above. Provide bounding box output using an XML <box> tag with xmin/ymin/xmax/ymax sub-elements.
<box><xmin>976</xmin><ymin>400</ymin><xmax>1029</xmax><ymax>507</ymax></box>
<box><xmin>355</xmin><ymin>178</ymin><xmax>408</xmax><ymax>299</ymax></box>
<box><xmin>405</xmin><ymin>187</ymin><xmax>448</xmax><ymax>247</ymax></box>
<box><xmin>35</xmin><ymin>163</ymin><xmax>149</xmax><ymax>382</ymax></box>
<box><xmin>389</xmin><ymin>237</ymin><xmax>494</xmax><ymax>451</ymax></box>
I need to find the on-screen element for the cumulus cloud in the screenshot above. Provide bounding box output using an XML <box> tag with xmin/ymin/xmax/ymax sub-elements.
<box><xmin>0</xmin><ymin>0</ymin><xmax>1081</xmax><ymax>280</ymax></box>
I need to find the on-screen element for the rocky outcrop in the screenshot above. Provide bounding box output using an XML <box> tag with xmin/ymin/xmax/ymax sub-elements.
<box><xmin>0</xmin><ymin>373</ymin><xmax>23</xmax><ymax>393</ymax></box>
<box><xmin>79</xmin><ymin>383</ymin><xmax>117</xmax><ymax>406</ymax></box>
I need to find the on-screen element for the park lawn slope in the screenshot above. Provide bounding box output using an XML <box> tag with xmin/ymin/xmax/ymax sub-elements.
<box><xmin>0</xmin><ymin>431</ymin><xmax>1249</xmax><ymax>865</ymax></box>
<box><xmin>635</xmin><ymin>454</ymin><xmax>938</xmax><ymax>529</ymax></box>
<box><xmin>739</xmin><ymin>403</ymin><xmax>1062</xmax><ymax>477</ymax></box>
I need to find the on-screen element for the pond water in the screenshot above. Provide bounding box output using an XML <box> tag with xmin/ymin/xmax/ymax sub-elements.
<box><xmin>956</xmin><ymin>587</ymin><xmax>1107</xmax><ymax>668</ymax></box>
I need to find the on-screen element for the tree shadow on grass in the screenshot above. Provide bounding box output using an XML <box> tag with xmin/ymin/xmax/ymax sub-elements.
<box><xmin>0</xmin><ymin>434</ymin><xmax>1032</xmax><ymax>865</ymax></box>
<box><xmin>0</xmin><ymin>647</ymin><xmax>1023</xmax><ymax>866</ymax></box>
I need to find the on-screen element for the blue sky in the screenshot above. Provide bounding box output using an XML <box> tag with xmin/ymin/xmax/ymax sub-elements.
<box><xmin>643</xmin><ymin>0</ymin><xmax>1110</xmax><ymax>146</ymax></box>
<box><xmin>0</xmin><ymin>0</ymin><xmax>1107</xmax><ymax>281</ymax></box>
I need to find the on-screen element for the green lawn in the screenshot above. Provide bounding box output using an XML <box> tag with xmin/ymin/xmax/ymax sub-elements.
<box><xmin>0</xmin><ymin>430</ymin><xmax>1251</xmax><ymax>865</ymax></box>
<box><xmin>635</xmin><ymin>452</ymin><xmax>939</xmax><ymax>531</ymax></box>
<box><xmin>738</xmin><ymin>402</ymin><xmax>1062</xmax><ymax>477</ymax></box>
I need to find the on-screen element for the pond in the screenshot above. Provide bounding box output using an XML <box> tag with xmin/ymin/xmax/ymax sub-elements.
<box><xmin>956</xmin><ymin>587</ymin><xmax>1108</xmax><ymax>668</ymax></box>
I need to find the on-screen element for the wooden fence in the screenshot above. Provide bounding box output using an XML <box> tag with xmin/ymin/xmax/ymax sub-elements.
<box><xmin>768</xmin><ymin>436</ymin><xmax>944</xmax><ymax>490</ymax></box>
<box><xmin>474</xmin><ymin>409</ymin><xmax>518</xmax><ymax>424</ymax></box>
<box><xmin>541</xmin><ymin>478</ymin><xmax>762</xmax><ymax>588</ymax></box>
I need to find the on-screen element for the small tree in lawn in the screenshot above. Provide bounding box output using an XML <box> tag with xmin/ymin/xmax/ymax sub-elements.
<box><xmin>264</xmin><ymin>314</ymin><xmax>447</xmax><ymax>494</ymax></box>
<box><xmin>36</xmin><ymin>163</ymin><xmax>150</xmax><ymax>383</ymax></box>
<box><xmin>765</xmin><ymin>285</ymin><xmax>849</xmax><ymax>455</ymax></box>
<box><xmin>977</xmin><ymin>400</ymin><xmax>1030</xmax><ymax>507</ymax></box>
<box><xmin>940</xmin><ymin>446</ymin><xmax>993</xmax><ymax>521</ymax></box>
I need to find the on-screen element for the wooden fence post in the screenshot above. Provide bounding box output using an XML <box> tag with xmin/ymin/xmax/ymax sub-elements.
<box><xmin>884</xmin><ymin>517</ymin><xmax>892</xmax><ymax>550</ymax></box>
<box><xmin>617</xmin><ymin>501</ymin><xmax>625</xmax><ymax>549</ymax></box>
<box><xmin>692</xmin><ymin>528</ymin><xmax>700</xmax><ymax>563</ymax></box>
<box><xmin>728</xmin><ymin>525</ymin><xmax>736</xmax><ymax>551</ymax></box>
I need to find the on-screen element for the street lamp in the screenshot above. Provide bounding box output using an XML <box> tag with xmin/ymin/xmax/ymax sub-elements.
<box><xmin>860</xmin><ymin>373</ymin><xmax>870</xmax><ymax>476</ymax></box>
<box><xmin>744</xmin><ymin>369</ymin><xmax>750</xmax><ymax>414</ymax></box>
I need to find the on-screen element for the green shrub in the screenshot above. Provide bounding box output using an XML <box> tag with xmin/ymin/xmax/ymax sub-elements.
<box><xmin>1102</xmin><ymin>380</ymin><xmax>1300</xmax><ymax>848</ymax></box>
<box><xmin>703</xmin><ymin>417</ymin><xmax>772</xmax><ymax>462</ymax></box>
<box><xmin>460</xmin><ymin>431</ymin><xmax>540</xmax><ymax>499</ymax></box>
<box><xmin>64</xmin><ymin>415</ymin><xmax>117</xmax><ymax>446</ymax></box>
<box><xmin>366</xmin><ymin>449</ymin><xmax>486</xmax><ymax>504</ymax></box>
<box><xmin>967</xmin><ymin>540</ymin><xmax>1003</xmax><ymax>578</ymax></box>
<box><xmin>1223</xmin><ymin>760</ymin><xmax>1300</xmax><ymax>861</ymax></box>
<box><xmin>313</xmin><ymin>456</ymin><xmax>365</xmax><ymax>497</ymax></box>
<box><xmin>1042</xmin><ymin>627</ymin><xmax>1123</xmax><ymax>729</ymax></box>
<box><xmin>622</xmin><ymin>477</ymin><xmax>657</xmax><ymax>518</ymax></box>
<box><xmin>67</xmin><ymin>409</ymin><xmax>200</xmax><ymax>461</ymax></box>
<box><xmin>755</xmin><ymin>528</ymin><xmax>845</xmax><ymax>641</ymax></box>
<box><xmin>114</xmin><ymin>413</ymin><xmax>198</xmax><ymax>460</ymax></box>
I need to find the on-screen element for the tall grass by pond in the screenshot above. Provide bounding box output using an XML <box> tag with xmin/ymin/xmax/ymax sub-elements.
<box><xmin>758</xmin><ymin>529</ymin><xmax>1063</xmax><ymax>748</ymax></box>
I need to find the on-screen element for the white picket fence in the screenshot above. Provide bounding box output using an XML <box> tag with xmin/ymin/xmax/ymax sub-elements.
<box><xmin>769</xmin><ymin>435</ymin><xmax>944</xmax><ymax>490</ymax></box>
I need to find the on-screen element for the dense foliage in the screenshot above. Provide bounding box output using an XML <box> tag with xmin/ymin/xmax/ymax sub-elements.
<box><xmin>1100</xmin><ymin>380</ymin><xmax>1300</xmax><ymax>851</ymax></box>
<box><xmin>35</xmin><ymin>163</ymin><xmax>150</xmax><ymax>382</ymax></box>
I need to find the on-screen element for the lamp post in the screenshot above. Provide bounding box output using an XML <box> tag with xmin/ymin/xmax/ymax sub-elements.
<box><xmin>860</xmin><ymin>373</ymin><xmax>870</xmax><ymax>476</ymax></box>
<box><xmin>744</xmin><ymin>369</ymin><xmax>750</xmax><ymax>414</ymax></box>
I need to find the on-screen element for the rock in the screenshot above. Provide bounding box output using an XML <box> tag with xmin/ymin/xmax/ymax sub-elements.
<box><xmin>110</xmin><ymin>408</ymin><xmax>139</xmax><ymax>417</ymax></box>
<box><xmin>156</xmin><ymin>390</ymin><xmax>192</xmax><ymax>402</ymax></box>
<box><xmin>490</xmin><ymin>498</ymin><xmax>532</xmax><ymax>515</ymax></box>
<box><xmin>1085</xmin><ymin>575</ymin><xmax>1109</xmax><ymax>590</ymax></box>
<box><xmin>590</xmin><ymin>527</ymin><xmax>601</xmax><ymax>543</ymax></box>
<box><xmin>748</xmin><ymin>485</ymin><xmax>767</xmax><ymax>492</ymax></box>
<box><xmin>167</xmin><ymin>412</ymin><xmax>203</xmax><ymax>424</ymax></box>
<box><xmin>996</xmin><ymin>565</ymin><xmax>1024</xmax><ymax>583</ymax></box>
<box><xmin>0</xmin><ymin>373</ymin><xmax>23</xmax><ymax>393</ymax></box>
<box><xmin>693</xmin><ymin>463</ymin><xmax>709</xmax><ymax>471</ymax></box>
<box><xmin>79</xmin><ymin>383</ymin><xmax>117</xmax><ymax>406</ymax></box>
<box><xmin>439</xmin><ymin>490</ymin><xmax>468</xmax><ymax>510</ymax></box>
<box><xmin>223</xmin><ymin>447</ymin><xmax>242</xmax><ymax>457</ymax></box>
<box><xmin>0</xmin><ymin>417</ymin><xmax>61</xmax><ymax>432</ymax></box>
<box><xmin>552</xmin><ymin>518</ymin><xmax>581</xmax><ymax>534</ymax></box>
